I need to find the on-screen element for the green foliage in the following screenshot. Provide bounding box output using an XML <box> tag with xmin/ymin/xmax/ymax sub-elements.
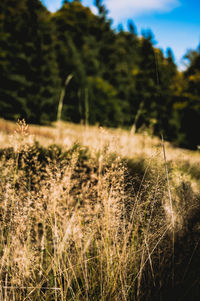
<box><xmin>0</xmin><ymin>0</ymin><xmax>199</xmax><ymax>148</ymax></box>
<box><xmin>88</xmin><ymin>76</ymin><xmax>123</xmax><ymax>126</ymax></box>
<box><xmin>0</xmin><ymin>0</ymin><xmax>28</xmax><ymax>120</ymax></box>
<box><xmin>169</xmin><ymin>47</ymin><xmax>200</xmax><ymax>149</ymax></box>
<box><xmin>0</xmin><ymin>0</ymin><xmax>61</xmax><ymax>124</ymax></box>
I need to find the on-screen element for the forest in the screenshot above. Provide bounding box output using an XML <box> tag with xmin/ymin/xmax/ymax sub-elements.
<box><xmin>0</xmin><ymin>0</ymin><xmax>200</xmax><ymax>149</ymax></box>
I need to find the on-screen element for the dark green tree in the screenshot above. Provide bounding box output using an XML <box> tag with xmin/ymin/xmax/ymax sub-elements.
<box><xmin>153</xmin><ymin>48</ymin><xmax>177</xmax><ymax>138</ymax></box>
<box><xmin>0</xmin><ymin>0</ymin><xmax>28</xmax><ymax>120</ymax></box>
<box><xmin>23</xmin><ymin>0</ymin><xmax>61</xmax><ymax>124</ymax></box>
<box><xmin>0</xmin><ymin>0</ymin><xmax>61</xmax><ymax>123</ymax></box>
<box><xmin>134</xmin><ymin>30</ymin><xmax>158</xmax><ymax>130</ymax></box>
<box><xmin>172</xmin><ymin>46</ymin><xmax>200</xmax><ymax>149</ymax></box>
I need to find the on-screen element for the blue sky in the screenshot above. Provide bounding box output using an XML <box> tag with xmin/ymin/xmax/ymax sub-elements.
<box><xmin>42</xmin><ymin>0</ymin><xmax>200</xmax><ymax>69</ymax></box>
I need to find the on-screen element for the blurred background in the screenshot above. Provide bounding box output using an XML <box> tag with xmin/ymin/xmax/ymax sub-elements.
<box><xmin>0</xmin><ymin>0</ymin><xmax>200</xmax><ymax>149</ymax></box>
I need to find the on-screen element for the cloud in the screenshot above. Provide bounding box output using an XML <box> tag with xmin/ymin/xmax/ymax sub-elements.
<box><xmin>105</xmin><ymin>0</ymin><xmax>181</xmax><ymax>20</ymax></box>
<box><xmin>42</xmin><ymin>0</ymin><xmax>180</xmax><ymax>18</ymax></box>
<box><xmin>90</xmin><ymin>5</ymin><xmax>98</xmax><ymax>15</ymax></box>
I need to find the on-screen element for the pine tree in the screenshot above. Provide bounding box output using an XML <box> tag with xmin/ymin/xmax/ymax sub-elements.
<box><xmin>174</xmin><ymin>46</ymin><xmax>200</xmax><ymax>148</ymax></box>
<box><xmin>134</xmin><ymin>30</ymin><xmax>158</xmax><ymax>130</ymax></box>
<box><xmin>0</xmin><ymin>0</ymin><xmax>28</xmax><ymax>120</ymax></box>
<box><xmin>0</xmin><ymin>0</ymin><xmax>61</xmax><ymax>123</ymax></box>
<box><xmin>23</xmin><ymin>0</ymin><xmax>61</xmax><ymax>124</ymax></box>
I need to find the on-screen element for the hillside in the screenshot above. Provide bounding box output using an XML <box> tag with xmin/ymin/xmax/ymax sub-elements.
<box><xmin>0</xmin><ymin>119</ymin><xmax>199</xmax><ymax>300</ymax></box>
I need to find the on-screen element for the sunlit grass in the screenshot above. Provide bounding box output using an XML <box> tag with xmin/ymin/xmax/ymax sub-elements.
<box><xmin>0</xmin><ymin>119</ymin><xmax>199</xmax><ymax>300</ymax></box>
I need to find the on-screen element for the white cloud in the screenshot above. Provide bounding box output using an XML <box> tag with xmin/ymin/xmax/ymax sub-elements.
<box><xmin>42</xmin><ymin>0</ymin><xmax>180</xmax><ymax>18</ymax></box>
<box><xmin>90</xmin><ymin>5</ymin><xmax>98</xmax><ymax>15</ymax></box>
<box><xmin>105</xmin><ymin>0</ymin><xmax>181</xmax><ymax>20</ymax></box>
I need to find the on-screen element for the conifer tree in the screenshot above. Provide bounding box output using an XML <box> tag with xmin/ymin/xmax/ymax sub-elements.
<box><xmin>0</xmin><ymin>0</ymin><xmax>28</xmax><ymax>120</ymax></box>
<box><xmin>134</xmin><ymin>30</ymin><xmax>158</xmax><ymax>130</ymax></box>
<box><xmin>174</xmin><ymin>46</ymin><xmax>200</xmax><ymax>148</ymax></box>
<box><xmin>23</xmin><ymin>0</ymin><xmax>61</xmax><ymax>123</ymax></box>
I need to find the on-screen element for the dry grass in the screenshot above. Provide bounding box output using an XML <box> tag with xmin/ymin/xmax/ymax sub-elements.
<box><xmin>1</xmin><ymin>118</ymin><xmax>200</xmax><ymax>160</ymax></box>
<box><xmin>0</xmin><ymin>119</ymin><xmax>199</xmax><ymax>300</ymax></box>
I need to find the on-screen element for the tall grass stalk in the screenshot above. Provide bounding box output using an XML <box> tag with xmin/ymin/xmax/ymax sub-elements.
<box><xmin>57</xmin><ymin>74</ymin><xmax>73</xmax><ymax>122</ymax></box>
<box><xmin>84</xmin><ymin>88</ymin><xmax>89</xmax><ymax>127</ymax></box>
<box><xmin>161</xmin><ymin>134</ymin><xmax>175</xmax><ymax>286</ymax></box>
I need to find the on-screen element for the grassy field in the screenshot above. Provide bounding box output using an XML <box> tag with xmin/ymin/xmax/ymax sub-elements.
<box><xmin>0</xmin><ymin>119</ymin><xmax>199</xmax><ymax>300</ymax></box>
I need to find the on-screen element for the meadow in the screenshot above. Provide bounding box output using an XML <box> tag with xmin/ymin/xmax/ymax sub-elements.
<box><xmin>0</xmin><ymin>119</ymin><xmax>199</xmax><ymax>300</ymax></box>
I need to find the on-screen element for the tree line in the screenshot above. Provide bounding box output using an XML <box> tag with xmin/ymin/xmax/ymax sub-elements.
<box><xmin>0</xmin><ymin>0</ymin><xmax>200</xmax><ymax>149</ymax></box>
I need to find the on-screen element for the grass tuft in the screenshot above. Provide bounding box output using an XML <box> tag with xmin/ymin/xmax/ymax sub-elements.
<box><xmin>0</xmin><ymin>120</ymin><xmax>199</xmax><ymax>300</ymax></box>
